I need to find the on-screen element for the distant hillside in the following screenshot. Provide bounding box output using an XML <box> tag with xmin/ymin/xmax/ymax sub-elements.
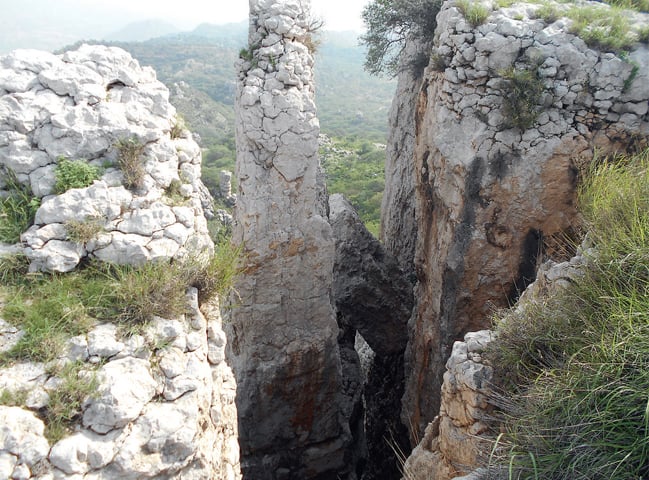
<box><xmin>103</xmin><ymin>20</ymin><xmax>181</xmax><ymax>42</ymax></box>
<box><xmin>88</xmin><ymin>23</ymin><xmax>394</xmax><ymax>143</ymax></box>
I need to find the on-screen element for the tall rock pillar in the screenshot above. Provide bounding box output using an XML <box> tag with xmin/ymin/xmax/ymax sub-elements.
<box><xmin>228</xmin><ymin>1</ymin><xmax>352</xmax><ymax>478</ymax></box>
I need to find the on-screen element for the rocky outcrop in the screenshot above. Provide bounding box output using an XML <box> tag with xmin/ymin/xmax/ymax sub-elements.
<box><xmin>0</xmin><ymin>292</ymin><xmax>241</xmax><ymax>480</ymax></box>
<box><xmin>400</xmin><ymin>0</ymin><xmax>649</xmax><ymax>439</ymax></box>
<box><xmin>402</xmin><ymin>247</ymin><xmax>591</xmax><ymax>479</ymax></box>
<box><xmin>0</xmin><ymin>45</ymin><xmax>212</xmax><ymax>272</ymax></box>
<box><xmin>329</xmin><ymin>194</ymin><xmax>413</xmax><ymax>480</ymax></box>
<box><xmin>380</xmin><ymin>39</ymin><xmax>428</xmax><ymax>274</ymax></box>
<box><xmin>402</xmin><ymin>330</ymin><xmax>495</xmax><ymax>479</ymax></box>
<box><xmin>228</xmin><ymin>1</ymin><xmax>354</xmax><ymax>478</ymax></box>
<box><xmin>0</xmin><ymin>45</ymin><xmax>241</xmax><ymax>480</ymax></box>
<box><xmin>330</xmin><ymin>194</ymin><xmax>412</xmax><ymax>357</ymax></box>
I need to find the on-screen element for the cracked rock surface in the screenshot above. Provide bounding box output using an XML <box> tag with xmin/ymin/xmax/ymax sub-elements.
<box><xmin>0</xmin><ymin>44</ymin><xmax>213</xmax><ymax>272</ymax></box>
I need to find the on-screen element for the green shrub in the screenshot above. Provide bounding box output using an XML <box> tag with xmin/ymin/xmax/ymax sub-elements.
<box><xmin>115</xmin><ymin>137</ymin><xmax>146</xmax><ymax>190</ymax></box>
<box><xmin>488</xmin><ymin>149</ymin><xmax>649</xmax><ymax>479</ymax></box>
<box><xmin>457</xmin><ymin>0</ymin><xmax>492</xmax><ymax>26</ymax></box>
<box><xmin>499</xmin><ymin>65</ymin><xmax>545</xmax><ymax>130</ymax></box>
<box><xmin>0</xmin><ymin>169</ymin><xmax>40</xmax><ymax>243</ymax></box>
<box><xmin>361</xmin><ymin>0</ymin><xmax>443</xmax><ymax>76</ymax></box>
<box><xmin>54</xmin><ymin>158</ymin><xmax>101</xmax><ymax>194</ymax></box>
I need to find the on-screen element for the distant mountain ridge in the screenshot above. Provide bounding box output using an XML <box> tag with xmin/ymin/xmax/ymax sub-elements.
<box><xmin>82</xmin><ymin>22</ymin><xmax>395</xmax><ymax>143</ymax></box>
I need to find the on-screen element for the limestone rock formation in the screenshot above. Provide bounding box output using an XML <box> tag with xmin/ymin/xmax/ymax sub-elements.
<box><xmin>329</xmin><ymin>193</ymin><xmax>414</xmax><ymax>480</ymax></box>
<box><xmin>0</xmin><ymin>45</ymin><xmax>213</xmax><ymax>272</ymax></box>
<box><xmin>380</xmin><ymin>38</ymin><xmax>429</xmax><ymax>274</ymax></box>
<box><xmin>402</xmin><ymin>248</ymin><xmax>591</xmax><ymax>479</ymax></box>
<box><xmin>0</xmin><ymin>291</ymin><xmax>241</xmax><ymax>480</ymax></box>
<box><xmin>398</xmin><ymin>0</ymin><xmax>649</xmax><ymax>439</ymax></box>
<box><xmin>402</xmin><ymin>330</ymin><xmax>495</xmax><ymax>479</ymax></box>
<box><xmin>228</xmin><ymin>1</ymin><xmax>354</xmax><ymax>478</ymax></box>
<box><xmin>329</xmin><ymin>193</ymin><xmax>412</xmax><ymax>357</ymax></box>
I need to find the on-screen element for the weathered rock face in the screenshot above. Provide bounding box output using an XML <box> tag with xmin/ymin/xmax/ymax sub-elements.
<box><xmin>402</xmin><ymin>330</ymin><xmax>495</xmax><ymax>479</ymax></box>
<box><xmin>228</xmin><ymin>1</ymin><xmax>353</xmax><ymax>478</ymax></box>
<box><xmin>329</xmin><ymin>193</ymin><xmax>414</xmax><ymax>480</ymax></box>
<box><xmin>380</xmin><ymin>38</ymin><xmax>428</xmax><ymax>274</ymax></box>
<box><xmin>402</xmin><ymin>251</ymin><xmax>589</xmax><ymax>479</ymax></box>
<box><xmin>401</xmin><ymin>0</ymin><xmax>649</xmax><ymax>439</ymax></box>
<box><xmin>330</xmin><ymin>194</ymin><xmax>412</xmax><ymax>357</ymax></box>
<box><xmin>0</xmin><ymin>292</ymin><xmax>241</xmax><ymax>480</ymax></box>
<box><xmin>0</xmin><ymin>45</ymin><xmax>213</xmax><ymax>272</ymax></box>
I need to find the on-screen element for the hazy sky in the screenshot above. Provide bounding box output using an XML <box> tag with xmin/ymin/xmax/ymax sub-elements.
<box><xmin>0</xmin><ymin>0</ymin><xmax>370</xmax><ymax>53</ymax></box>
<box><xmin>81</xmin><ymin>0</ymin><xmax>370</xmax><ymax>31</ymax></box>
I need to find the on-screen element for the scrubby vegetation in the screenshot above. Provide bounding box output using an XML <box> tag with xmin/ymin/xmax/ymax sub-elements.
<box><xmin>54</xmin><ymin>158</ymin><xmax>101</xmax><ymax>193</ymax></box>
<box><xmin>499</xmin><ymin>64</ymin><xmax>545</xmax><ymax>130</ymax></box>
<box><xmin>488</xmin><ymin>149</ymin><xmax>649</xmax><ymax>479</ymax></box>
<box><xmin>0</xmin><ymin>242</ymin><xmax>242</xmax><ymax>364</ymax></box>
<box><xmin>321</xmin><ymin>137</ymin><xmax>386</xmax><ymax>236</ymax></box>
<box><xmin>115</xmin><ymin>137</ymin><xmax>147</xmax><ymax>190</ymax></box>
<box><xmin>0</xmin><ymin>168</ymin><xmax>40</xmax><ymax>244</ymax></box>
<box><xmin>457</xmin><ymin>0</ymin><xmax>492</xmax><ymax>26</ymax></box>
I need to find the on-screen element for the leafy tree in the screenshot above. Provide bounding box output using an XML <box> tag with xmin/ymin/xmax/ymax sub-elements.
<box><xmin>361</xmin><ymin>0</ymin><xmax>442</xmax><ymax>76</ymax></box>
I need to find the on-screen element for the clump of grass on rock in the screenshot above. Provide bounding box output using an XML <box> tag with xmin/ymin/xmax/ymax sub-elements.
<box><xmin>488</xmin><ymin>149</ymin><xmax>649</xmax><ymax>479</ymax></box>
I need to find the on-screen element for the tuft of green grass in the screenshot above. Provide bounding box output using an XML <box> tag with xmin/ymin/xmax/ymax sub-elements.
<box><xmin>0</xmin><ymin>168</ymin><xmax>40</xmax><ymax>244</ymax></box>
<box><xmin>54</xmin><ymin>158</ymin><xmax>101</xmax><ymax>194</ymax></box>
<box><xmin>43</xmin><ymin>361</ymin><xmax>98</xmax><ymax>443</ymax></box>
<box><xmin>534</xmin><ymin>2</ymin><xmax>561</xmax><ymax>23</ymax></box>
<box><xmin>0</xmin><ymin>387</ymin><xmax>29</xmax><ymax>407</ymax></box>
<box><xmin>457</xmin><ymin>0</ymin><xmax>492</xmax><ymax>26</ymax></box>
<box><xmin>567</xmin><ymin>4</ymin><xmax>635</xmax><ymax>52</ymax></box>
<box><xmin>499</xmin><ymin>65</ymin><xmax>545</xmax><ymax>130</ymax></box>
<box><xmin>1</xmin><ymin>274</ymin><xmax>95</xmax><ymax>363</ymax></box>
<box><xmin>488</xmin><ymin>149</ymin><xmax>649</xmax><ymax>479</ymax></box>
<box><xmin>0</xmin><ymin>253</ymin><xmax>30</xmax><ymax>285</ymax></box>
<box><xmin>115</xmin><ymin>137</ymin><xmax>146</xmax><ymax>190</ymax></box>
<box><xmin>170</xmin><ymin>114</ymin><xmax>187</xmax><ymax>140</ymax></box>
<box><xmin>65</xmin><ymin>217</ymin><xmax>104</xmax><ymax>244</ymax></box>
<box><xmin>186</xmin><ymin>241</ymin><xmax>243</xmax><ymax>304</ymax></box>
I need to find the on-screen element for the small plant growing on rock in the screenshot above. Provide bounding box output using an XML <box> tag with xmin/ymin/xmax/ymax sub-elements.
<box><xmin>457</xmin><ymin>0</ymin><xmax>492</xmax><ymax>26</ymax></box>
<box><xmin>115</xmin><ymin>137</ymin><xmax>146</xmax><ymax>190</ymax></box>
<box><xmin>65</xmin><ymin>216</ymin><xmax>105</xmax><ymax>244</ymax></box>
<box><xmin>499</xmin><ymin>65</ymin><xmax>545</xmax><ymax>130</ymax></box>
<box><xmin>0</xmin><ymin>168</ymin><xmax>40</xmax><ymax>244</ymax></box>
<box><xmin>534</xmin><ymin>2</ymin><xmax>560</xmax><ymax>23</ymax></box>
<box><xmin>170</xmin><ymin>114</ymin><xmax>187</xmax><ymax>140</ymax></box>
<box><xmin>54</xmin><ymin>158</ymin><xmax>101</xmax><ymax>194</ymax></box>
<box><xmin>163</xmin><ymin>179</ymin><xmax>189</xmax><ymax>206</ymax></box>
<box><xmin>43</xmin><ymin>361</ymin><xmax>98</xmax><ymax>442</ymax></box>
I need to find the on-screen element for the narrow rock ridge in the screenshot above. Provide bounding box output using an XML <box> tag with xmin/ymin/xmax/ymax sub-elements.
<box><xmin>380</xmin><ymin>38</ymin><xmax>428</xmax><ymax>274</ymax></box>
<box><xmin>228</xmin><ymin>1</ymin><xmax>355</xmax><ymax>478</ymax></box>
<box><xmin>399</xmin><ymin>0</ymin><xmax>649</xmax><ymax>440</ymax></box>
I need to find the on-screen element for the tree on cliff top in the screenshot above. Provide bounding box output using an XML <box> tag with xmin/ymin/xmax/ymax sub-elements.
<box><xmin>360</xmin><ymin>0</ymin><xmax>441</xmax><ymax>76</ymax></box>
